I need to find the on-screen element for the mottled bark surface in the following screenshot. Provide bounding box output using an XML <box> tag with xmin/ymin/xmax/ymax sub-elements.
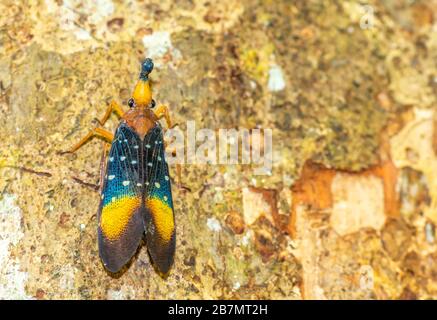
<box><xmin>0</xmin><ymin>0</ymin><xmax>436</xmax><ymax>299</ymax></box>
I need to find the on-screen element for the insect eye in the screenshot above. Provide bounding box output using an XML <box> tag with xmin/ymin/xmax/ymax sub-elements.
<box><xmin>128</xmin><ymin>98</ymin><xmax>135</xmax><ymax>108</ymax></box>
<box><xmin>150</xmin><ymin>99</ymin><xmax>156</xmax><ymax>108</ymax></box>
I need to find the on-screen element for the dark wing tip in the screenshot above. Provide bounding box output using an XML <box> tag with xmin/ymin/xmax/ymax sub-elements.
<box><xmin>145</xmin><ymin>218</ymin><xmax>176</xmax><ymax>276</ymax></box>
<box><xmin>149</xmin><ymin>243</ymin><xmax>175</xmax><ymax>277</ymax></box>
<box><xmin>102</xmin><ymin>259</ymin><xmax>125</xmax><ymax>274</ymax></box>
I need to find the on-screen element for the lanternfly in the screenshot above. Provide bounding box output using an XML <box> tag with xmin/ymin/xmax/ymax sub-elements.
<box><xmin>64</xmin><ymin>58</ymin><xmax>175</xmax><ymax>276</ymax></box>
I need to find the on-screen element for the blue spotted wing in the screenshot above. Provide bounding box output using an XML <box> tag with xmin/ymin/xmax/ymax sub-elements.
<box><xmin>143</xmin><ymin>124</ymin><xmax>175</xmax><ymax>275</ymax></box>
<box><xmin>97</xmin><ymin>123</ymin><xmax>144</xmax><ymax>273</ymax></box>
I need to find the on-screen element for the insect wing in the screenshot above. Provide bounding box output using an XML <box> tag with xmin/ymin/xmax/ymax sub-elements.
<box><xmin>98</xmin><ymin>123</ymin><xmax>144</xmax><ymax>273</ymax></box>
<box><xmin>143</xmin><ymin>124</ymin><xmax>175</xmax><ymax>275</ymax></box>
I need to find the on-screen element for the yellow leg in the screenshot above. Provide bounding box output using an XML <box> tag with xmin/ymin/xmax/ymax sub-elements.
<box><xmin>154</xmin><ymin>105</ymin><xmax>173</xmax><ymax>129</ymax></box>
<box><xmin>97</xmin><ymin>101</ymin><xmax>125</xmax><ymax>126</ymax></box>
<box><xmin>63</xmin><ymin>127</ymin><xmax>114</xmax><ymax>154</ymax></box>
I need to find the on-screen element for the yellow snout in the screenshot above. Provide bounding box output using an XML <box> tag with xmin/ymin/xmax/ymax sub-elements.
<box><xmin>132</xmin><ymin>80</ymin><xmax>152</xmax><ymax>107</ymax></box>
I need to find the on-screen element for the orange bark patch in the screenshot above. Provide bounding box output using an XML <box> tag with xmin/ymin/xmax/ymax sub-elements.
<box><xmin>365</xmin><ymin>160</ymin><xmax>399</xmax><ymax>218</ymax></box>
<box><xmin>225</xmin><ymin>211</ymin><xmax>245</xmax><ymax>234</ymax></box>
<box><xmin>288</xmin><ymin>162</ymin><xmax>336</xmax><ymax>238</ymax></box>
<box><xmin>288</xmin><ymin>159</ymin><xmax>400</xmax><ymax>238</ymax></box>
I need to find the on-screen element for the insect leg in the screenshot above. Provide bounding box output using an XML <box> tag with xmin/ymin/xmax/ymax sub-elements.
<box><xmin>96</xmin><ymin>101</ymin><xmax>125</xmax><ymax>126</ymax></box>
<box><xmin>164</xmin><ymin>141</ymin><xmax>184</xmax><ymax>190</ymax></box>
<box><xmin>153</xmin><ymin>105</ymin><xmax>173</xmax><ymax>129</ymax></box>
<box><xmin>63</xmin><ymin>127</ymin><xmax>114</xmax><ymax>154</ymax></box>
<box><xmin>173</xmin><ymin>163</ymin><xmax>190</xmax><ymax>192</ymax></box>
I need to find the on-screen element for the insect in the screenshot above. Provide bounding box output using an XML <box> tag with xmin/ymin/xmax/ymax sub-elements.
<box><xmin>64</xmin><ymin>58</ymin><xmax>175</xmax><ymax>275</ymax></box>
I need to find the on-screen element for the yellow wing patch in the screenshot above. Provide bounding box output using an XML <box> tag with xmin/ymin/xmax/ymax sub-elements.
<box><xmin>146</xmin><ymin>197</ymin><xmax>174</xmax><ymax>242</ymax></box>
<box><xmin>100</xmin><ymin>196</ymin><xmax>141</xmax><ymax>241</ymax></box>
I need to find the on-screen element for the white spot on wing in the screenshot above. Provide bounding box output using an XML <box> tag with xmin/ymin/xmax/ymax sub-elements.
<box><xmin>155</xmin><ymin>182</ymin><xmax>160</xmax><ymax>188</ymax></box>
<box><xmin>120</xmin><ymin>156</ymin><xmax>126</xmax><ymax>161</ymax></box>
<box><xmin>108</xmin><ymin>175</ymin><xmax>115</xmax><ymax>180</ymax></box>
<box><xmin>122</xmin><ymin>181</ymin><xmax>130</xmax><ymax>186</ymax></box>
